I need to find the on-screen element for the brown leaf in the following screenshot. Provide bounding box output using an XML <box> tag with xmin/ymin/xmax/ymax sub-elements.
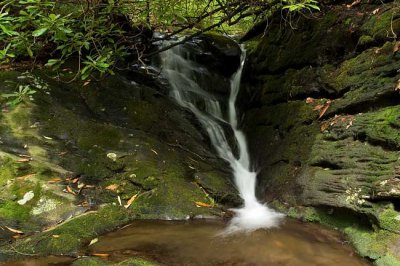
<box><xmin>66</xmin><ymin>186</ymin><xmax>76</xmax><ymax>195</ymax></box>
<box><xmin>346</xmin><ymin>0</ymin><xmax>361</xmax><ymax>8</ymax></box>
<box><xmin>195</xmin><ymin>201</ymin><xmax>212</xmax><ymax>208</ymax></box>
<box><xmin>105</xmin><ymin>184</ymin><xmax>119</xmax><ymax>192</ymax></box>
<box><xmin>396</xmin><ymin>80</ymin><xmax>400</xmax><ymax>91</ymax></box>
<box><xmin>83</xmin><ymin>80</ymin><xmax>91</xmax><ymax>86</ymax></box>
<box><xmin>306</xmin><ymin>97</ymin><xmax>314</xmax><ymax>104</ymax></box>
<box><xmin>17</xmin><ymin>173</ymin><xmax>36</xmax><ymax>180</ymax></box>
<box><xmin>48</xmin><ymin>178</ymin><xmax>62</xmax><ymax>184</ymax></box>
<box><xmin>16</xmin><ymin>158</ymin><xmax>30</xmax><ymax>163</ymax></box>
<box><xmin>372</xmin><ymin>8</ymin><xmax>380</xmax><ymax>15</ymax></box>
<box><xmin>71</xmin><ymin>178</ymin><xmax>79</xmax><ymax>184</ymax></box>
<box><xmin>313</xmin><ymin>104</ymin><xmax>324</xmax><ymax>111</ymax></box>
<box><xmin>5</xmin><ymin>226</ymin><xmax>24</xmax><ymax>234</ymax></box>
<box><xmin>124</xmin><ymin>193</ymin><xmax>139</xmax><ymax>208</ymax></box>
<box><xmin>394</xmin><ymin>42</ymin><xmax>400</xmax><ymax>53</ymax></box>
<box><xmin>320</xmin><ymin>122</ymin><xmax>330</xmax><ymax>132</ymax></box>
<box><xmin>92</xmin><ymin>253</ymin><xmax>110</xmax><ymax>258</ymax></box>
<box><xmin>319</xmin><ymin>100</ymin><xmax>331</xmax><ymax>119</ymax></box>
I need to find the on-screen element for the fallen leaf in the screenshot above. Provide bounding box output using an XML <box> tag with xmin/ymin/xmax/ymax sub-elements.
<box><xmin>18</xmin><ymin>154</ymin><xmax>31</xmax><ymax>159</ymax></box>
<box><xmin>89</xmin><ymin>238</ymin><xmax>98</xmax><ymax>246</ymax></box>
<box><xmin>83</xmin><ymin>80</ymin><xmax>91</xmax><ymax>86</ymax></box>
<box><xmin>92</xmin><ymin>253</ymin><xmax>110</xmax><ymax>258</ymax></box>
<box><xmin>17</xmin><ymin>173</ymin><xmax>36</xmax><ymax>180</ymax></box>
<box><xmin>320</xmin><ymin>122</ymin><xmax>330</xmax><ymax>132</ymax></box>
<box><xmin>395</xmin><ymin>80</ymin><xmax>400</xmax><ymax>91</ymax></box>
<box><xmin>105</xmin><ymin>184</ymin><xmax>119</xmax><ymax>191</ymax></box>
<box><xmin>151</xmin><ymin>149</ymin><xmax>158</xmax><ymax>155</ymax></box>
<box><xmin>124</xmin><ymin>193</ymin><xmax>139</xmax><ymax>208</ymax></box>
<box><xmin>16</xmin><ymin>158</ymin><xmax>30</xmax><ymax>163</ymax></box>
<box><xmin>394</xmin><ymin>42</ymin><xmax>400</xmax><ymax>53</ymax></box>
<box><xmin>195</xmin><ymin>201</ymin><xmax>212</xmax><ymax>208</ymax></box>
<box><xmin>48</xmin><ymin>177</ymin><xmax>62</xmax><ymax>183</ymax></box>
<box><xmin>117</xmin><ymin>195</ymin><xmax>122</xmax><ymax>206</ymax></box>
<box><xmin>319</xmin><ymin>100</ymin><xmax>331</xmax><ymax>119</ymax></box>
<box><xmin>346</xmin><ymin>0</ymin><xmax>361</xmax><ymax>8</ymax></box>
<box><xmin>372</xmin><ymin>8</ymin><xmax>380</xmax><ymax>15</ymax></box>
<box><xmin>71</xmin><ymin>178</ymin><xmax>79</xmax><ymax>184</ymax></box>
<box><xmin>313</xmin><ymin>104</ymin><xmax>324</xmax><ymax>111</ymax></box>
<box><xmin>52</xmin><ymin>235</ymin><xmax>60</xmax><ymax>238</ymax></box>
<box><xmin>43</xmin><ymin>136</ymin><xmax>53</xmax><ymax>140</ymax></box>
<box><xmin>58</xmin><ymin>151</ymin><xmax>68</xmax><ymax>156</ymax></box>
<box><xmin>5</xmin><ymin>226</ymin><xmax>23</xmax><ymax>234</ymax></box>
<box><xmin>306</xmin><ymin>97</ymin><xmax>314</xmax><ymax>104</ymax></box>
<box><xmin>66</xmin><ymin>186</ymin><xmax>76</xmax><ymax>195</ymax></box>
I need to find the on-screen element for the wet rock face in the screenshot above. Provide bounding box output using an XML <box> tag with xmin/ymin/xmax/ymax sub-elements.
<box><xmin>242</xmin><ymin>1</ymin><xmax>400</xmax><ymax>263</ymax></box>
<box><xmin>0</xmin><ymin>64</ymin><xmax>240</xmax><ymax>257</ymax></box>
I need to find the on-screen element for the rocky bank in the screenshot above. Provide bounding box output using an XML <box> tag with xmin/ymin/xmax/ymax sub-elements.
<box><xmin>241</xmin><ymin>0</ymin><xmax>400</xmax><ymax>265</ymax></box>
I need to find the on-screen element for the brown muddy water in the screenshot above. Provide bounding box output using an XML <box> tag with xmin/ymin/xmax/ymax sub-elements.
<box><xmin>5</xmin><ymin>219</ymin><xmax>370</xmax><ymax>266</ymax></box>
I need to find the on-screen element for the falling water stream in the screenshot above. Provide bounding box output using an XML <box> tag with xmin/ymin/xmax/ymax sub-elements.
<box><xmin>160</xmin><ymin>42</ymin><xmax>284</xmax><ymax>233</ymax></box>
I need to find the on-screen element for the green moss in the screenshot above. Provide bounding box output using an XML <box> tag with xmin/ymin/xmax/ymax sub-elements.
<box><xmin>0</xmin><ymin>157</ymin><xmax>17</xmax><ymax>186</ymax></box>
<box><xmin>344</xmin><ymin>227</ymin><xmax>398</xmax><ymax>260</ymax></box>
<box><xmin>358</xmin><ymin>35</ymin><xmax>374</xmax><ymax>46</ymax></box>
<box><xmin>375</xmin><ymin>255</ymin><xmax>400</xmax><ymax>266</ymax></box>
<box><xmin>361</xmin><ymin>8</ymin><xmax>400</xmax><ymax>41</ymax></box>
<box><xmin>115</xmin><ymin>258</ymin><xmax>160</xmax><ymax>266</ymax></box>
<box><xmin>0</xmin><ymin>200</ymin><xmax>31</xmax><ymax>220</ymax></box>
<box><xmin>377</xmin><ymin>207</ymin><xmax>400</xmax><ymax>232</ymax></box>
<box><xmin>12</xmin><ymin>205</ymin><xmax>131</xmax><ymax>256</ymax></box>
<box><xmin>72</xmin><ymin>257</ymin><xmax>108</xmax><ymax>266</ymax></box>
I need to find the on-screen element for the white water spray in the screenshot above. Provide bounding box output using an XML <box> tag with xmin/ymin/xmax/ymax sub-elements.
<box><xmin>160</xmin><ymin>42</ymin><xmax>284</xmax><ymax>234</ymax></box>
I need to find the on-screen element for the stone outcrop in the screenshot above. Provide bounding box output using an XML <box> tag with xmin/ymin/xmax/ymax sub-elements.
<box><xmin>242</xmin><ymin>1</ymin><xmax>400</xmax><ymax>264</ymax></box>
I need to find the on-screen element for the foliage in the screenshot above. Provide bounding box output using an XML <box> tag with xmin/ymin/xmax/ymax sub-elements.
<box><xmin>1</xmin><ymin>71</ymin><xmax>47</xmax><ymax>106</ymax></box>
<box><xmin>0</xmin><ymin>0</ymin><xmax>321</xmax><ymax>80</ymax></box>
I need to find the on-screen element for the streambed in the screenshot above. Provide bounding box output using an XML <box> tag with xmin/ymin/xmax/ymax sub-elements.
<box><xmin>6</xmin><ymin>219</ymin><xmax>370</xmax><ymax>266</ymax></box>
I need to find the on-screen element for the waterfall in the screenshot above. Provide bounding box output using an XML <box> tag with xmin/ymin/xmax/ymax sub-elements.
<box><xmin>160</xmin><ymin>41</ymin><xmax>284</xmax><ymax>233</ymax></box>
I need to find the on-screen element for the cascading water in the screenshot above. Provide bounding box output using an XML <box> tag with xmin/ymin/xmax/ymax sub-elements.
<box><xmin>160</xmin><ymin>41</ymin><xmax>284</xmax><ymax>234</ymax></box>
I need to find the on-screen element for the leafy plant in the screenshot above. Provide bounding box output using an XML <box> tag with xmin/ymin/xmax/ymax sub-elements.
<box><xmin>282</xmin><ymin>0</ymin><xmax>320</xmax><ymax>12</ymax></box>
<box><xmin>1</xmin><ymin>84</ymin><xmax>36</xmax><ymax>106</ymax></box>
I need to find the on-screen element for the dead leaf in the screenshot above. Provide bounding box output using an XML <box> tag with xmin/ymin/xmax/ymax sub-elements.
<box><xmin>18</xmin><ymin>154</ymin><xmax>31</xmax><ymax>159</ymax></box>
<box><xmin>71</xmin><ymin>178</ymin><xmax>79</xmax><ymax>184</ymax></box>
<box><xmin>151</xmin><ymin>149</ymin><xmax>158</xmax><ymax>155</ymax></box>
<box><xmin>92</xmin><ymin>253</ymin><xmax>110</xmax><ymax>258</ymax></box>
<box><xmin>346</xmin><ymin>120</ymin><xmax>353</xmax><ymax>129</ymax></box>
<box><xmin>66</xmin><ymin>186</ymin><xmax>76</xmax><ymax>195</ymax></box>
<box><xmin>43</xmin><ymin>136</ymin><xmax>53</xmax><ymax>140</ymax></box>
<box><xmin>58</xmin><ymin>151</ymin><xmax>68</xmax><ymax>156</ymax></box>
<box><xmin>52</xmin><ymin>235</ymin><xmax>60</xmax><ymax>238</ymax></box>
<box><xmin>16</xmin><ymin>158</ymin><xmax>30</xmax><ymax>163</ymax></box>
<box><xmin>89</xmin><ymin>238</ymin><xmax>98</xmax><ymax>246</ymax></box>
<box><xmin>83</xmin><ymin>80</ymin><xmax>91</xmax><ymax>86</ymax></box>
<box><xmin>195</xmin><ymin>201</ymin><xmax>212</xmax><ymax>208</ymax></box>
<box><xmin>313</xmin><ymin>104</ymin><xmax>324</xmax><ymax>111</ymax></box>
<box><xmin>319</xmin><ymin>100</ymin><xmax>331</xmax><ymax>119</ymax></box>
<box><xmin>17</xmin><ymin>173</ymin><xmax>36</xmax><ymax>180</ymax></box>
<box><xmin>394</xmin><ymin>42</ymin><xmax>400</xmax><ymax>53</ymax></box>
<box><xmin>306</xmin><ymin>97</ymin><xmax>314</xmax><ymax>104</ymax></box>
<box><xmin>372</xmin><ymin>8</ymin><xmax>380</xmax><ymax>15</ymax></box>
<box><xmin>48</xmin><ymin>177</ymin><xmax>62</xmax><ymax>184</ymax></box>
<box><xmin>117</xmin><ymin>195</ymin><xmax>122</xmax><ymax>206</ymax></box>
<box><xmin>105</xmin><ymin>184</ymin><xmax>119</xmax><ymax>191</ymax></box>
<box><xmin>395</xmin><ymin>80</ymin><xmax>400</xmax><ymax>91</ymax></box>
<box><xmin>346</xmin><ymin>0</ymin><xmax>361</xmax><ymax>8</ymax></box>
<box><xmin>320</xmin><ymin>122</ymin><xmax>330</xmax><ymax>132</ymax></box>
<box><xmin>5</xmin><ymin>226</ymin><xmax>23</xmax><ymax>234</ymax></box>
<box><xmin>124</xmin><ymin>193</ymin><xmax>139</xmax><ymax>208</ymax></box>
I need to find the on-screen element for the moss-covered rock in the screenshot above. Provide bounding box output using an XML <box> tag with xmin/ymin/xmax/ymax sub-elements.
<box><xmin>243</xmin><ymin>1</ymin><xmax>400</xmax><ymax>264</ymax></box>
